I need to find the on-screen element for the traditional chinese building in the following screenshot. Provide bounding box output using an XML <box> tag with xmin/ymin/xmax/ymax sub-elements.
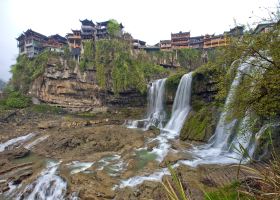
<box><xmin>133</xmin><ymin>39</ymin><xmax>146</xmax><ymax>49</ymax></box>
<box><xmin>171</xmin><ymin>31</ymin><xmax>190</xmax><ymax>49</ymax></box>
<box><xmin>253</xmin><ymin>23</ymin><xmax>275</xmax><ymax>34</ymax></box>
<box><xmin>225</xmin><ymin>26</ymin><xmax>244</xmax><ymax>36</ymax></box>
<box><xmin>203</xmin><ymin>34</ymin><xmax>229</xmax><ymax>49</ymax></box>
<box><xmin>96</xmin><ymin>21</ymin><xmax>109</xmax><ymax>39</ymax></box>
<box><xmin>66</xmin><ymin>30</ymin><xmax>82</xmax><ymax>60</ymax></box>
<box><xmin>189</xmin><ymin>36</ymin><xmax>204</xmax><ymax>49</ymax></box>
<box><xmin>16</xmin><ymin>29</ymin><xmax>48</xmax><ymax>58</ymax></box>
<box><xmin>44</xmin><ymin>34</ymin><xmax>67</xmax><ymax>53</ymax></box>
<box><xmin>160</xmin><ymin>40</ymin><xmax>172</xmax><ymax>51</ymax></box>
<box><xmin>80</xmin><ymin>19</ymin><xmax>96</xmax><ymax>40</ymax></box>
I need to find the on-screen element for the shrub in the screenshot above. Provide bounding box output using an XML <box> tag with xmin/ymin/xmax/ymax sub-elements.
<box><xmin>5</xmin><ymin>92</ymin><xmax>30</xmax><ymax>108</ymax></box>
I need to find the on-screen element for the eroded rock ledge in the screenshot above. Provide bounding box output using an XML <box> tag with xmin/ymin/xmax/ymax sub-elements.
<box><xmin>29</xmin><ymin>58</ymin><xmax>146</xmax><ymax>112</ymax></box>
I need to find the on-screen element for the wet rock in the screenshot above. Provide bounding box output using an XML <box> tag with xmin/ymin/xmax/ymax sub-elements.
<box><xmin>38</xmin><ymin>121</ymin><xmax>59</xmax><ymax>129</ymax></box>
<box><xmin>146</xmin><ymin>140</ymin><xmax>158</xmax><ymax>151</ymax></box>
<box><xmin>12</xmin><ymin>169</ymin><xmax>33</xmax><ymax>185</ymax></box>
<box><xmin>0</xmin><ymin>181</ymin><xmax>9</xmax><ymax>193</ymax></box>
<box><xmin>1</xmin><ymin>147</ymin><xmax>30</xmax><ymax>160</ymax></box>
<box><xmin>159</xmin><ymin>152</ymin><xmax>189</xmax><ymax>167</ymax></box>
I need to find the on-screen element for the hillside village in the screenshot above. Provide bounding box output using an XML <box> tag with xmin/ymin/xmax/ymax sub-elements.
<box><xmin>1</xmin><ymin>8</ymin><xmax>280</xmax><ymax>199</ymax></box>
<box><xmin>16</xmin><ymin>19</ymin><xmax>277</xmax><ymax>61</ymax></box>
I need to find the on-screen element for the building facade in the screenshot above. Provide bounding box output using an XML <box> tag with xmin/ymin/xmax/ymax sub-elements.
<box><xmin>45</xmin><ymin>34</ymin><xmax>67</xmax><ymax>53</ymax></box>
<box><xmin>66</xmin><ymin>30</ymin><xmax>82</xmax><ymax>61</ymax></box>
<box><xmin>16</xmin><ymin>29</ymin><xmax>48</xmax><ymax>58</ymax></box>
<box><xmin>80</xmin><ymin>19</ymin><xmax>96</xmax><ymax>40</ymax></box>
<box><xmin>171</xmin><ymin>32</ymin><xmax>190</xmax><ymax>49</ymax></box>
<box><xmin>203</xmin><ymin>34</ymin><xmax>229</xmax><ymax>49</ymax></box>
<box><xmin>160</xmin><ymin>40</ymin><xmax>172</xmax><ymax>51</ymax></box>
<box><xmin>253</xmin><ymin>23</ymin><xmax>275</xmax><ymax>34</ymax></box>
<box><xmin>189</xmin><ymin>36</ymin><xmax>204</xmax><ymax>49</ymax></box>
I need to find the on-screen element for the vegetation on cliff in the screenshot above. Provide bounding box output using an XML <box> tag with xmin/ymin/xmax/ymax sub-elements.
<box><xmin>95</xmin><ymin>39</ymin><xmax>167</xmax><ymax>94</ymax></box>
<box><xmin>9</xmin><ymin>51</ymin><xmax>62</xmax><ymax>93</ymax></box>
<box><xmin>178</xmin><ymin>23</ymin><xmax>280</xmax><ymax>143</ymax></box>
<box><xmin>220</xmin><ymin>25</ymin><xmax>280</xmax><ymax>120</ymax></box>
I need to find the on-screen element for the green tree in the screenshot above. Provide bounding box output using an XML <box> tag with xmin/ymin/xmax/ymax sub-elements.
<box><xmin>177</xmin><ymin>48</ymin><xmax>202</xmax><ymax>70</ymax></box>
<box><xmin>217</xmin><ymin>24</ymin><xmax>280</xmax><ymax>120</ymax></box>
<box><xmin>107</xmin><ymin>19</ymin><xmax>121</xmax><ymax>38</ymax></box>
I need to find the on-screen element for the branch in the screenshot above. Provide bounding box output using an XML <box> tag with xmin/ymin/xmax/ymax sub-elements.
<box><xmin>251</xmin><ymin>47</ymin><xmax>276</xmax><ymax>66</ymax></box>
<box><xmin>243</xmin><ymin>61</ymin><xmax>270</xmax><ymax>70</ymax></box>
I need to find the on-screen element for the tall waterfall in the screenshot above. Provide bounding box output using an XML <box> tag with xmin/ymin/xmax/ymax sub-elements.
<box><xmin>164</xmin><ymin>72</ymin><xmax>193</xmax><ymax>136</ymax></box>
<box><xmin>120</xmin><ymin>72</ymin><xmax>193</xmax><ymax>188</ymax></box>
<box><xmin>146</xmin><ymin>78</ymin><xmax>167</xmax><ymax>128</ymax></box>
<box><xmin>151</xmin><ymin>72</ymin><xmax>193</xmax><ymax>161</ymax></box>
<box><xmin>182</xmin><ymin>62</ymin><xmax>255</xmax><ymax>167</ymax></box>
<box><xmin>127</xmin><ymin>78</ymin><xmax>167</xmax><ymax>130</ymax></box>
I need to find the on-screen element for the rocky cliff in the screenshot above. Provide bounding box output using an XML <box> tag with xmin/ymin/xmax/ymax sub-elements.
<box><xmin>30</xmin><ymin>58</ymin><xmax>146</xmax><ymax>112</ymax></box>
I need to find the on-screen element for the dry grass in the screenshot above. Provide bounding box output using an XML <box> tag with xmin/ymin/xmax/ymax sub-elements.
<box><xmin>162</xmin><ymin>165</ymin><xmax>189</xmax><ymax>200</ymax></box>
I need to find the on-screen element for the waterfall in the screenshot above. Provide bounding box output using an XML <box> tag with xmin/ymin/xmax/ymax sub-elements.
<box><xmin>181</xmin><ymin>62</ymin><xmax>256</xmax><ymax>167</ymax></box>
<box><xmin>146</xmin><ymin>78</ymin><xmax>167</xmax><ymax>128</ymax></box>
<box><xmin>127</xmin><ymin>78</ymin><xmax>167</xmax><ymax>130</ymax></box>
<box><xmin>151</xmin><ymin>72</ymin><xmax>193</xmax><ymax>161</ymax></box>
<box><xmin>164</xmin><ymin>72</ymin><xmax>193</xmax><ymax>135</ymax></box>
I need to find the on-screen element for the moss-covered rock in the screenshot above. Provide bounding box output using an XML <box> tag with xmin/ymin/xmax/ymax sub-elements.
<box><xmin>191</xmin><ymin>64</ymin><xmax>222</xmax><ymax>111</ymax></box>
<box><xmin>179</xmin><ymin>62</ymin><xmax>223</xmax><ymax>142</ymax></box>
<box><xmin>180</xmin><ymin>104</ymin><xmax>219</xmax><ymax>141</ymax></box>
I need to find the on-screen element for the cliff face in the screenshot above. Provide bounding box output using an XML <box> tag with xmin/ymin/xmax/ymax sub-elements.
<box><xmin>29</xmin><ymin>58</ymin><xmax>146</xmax><ymax>112</ymax></box>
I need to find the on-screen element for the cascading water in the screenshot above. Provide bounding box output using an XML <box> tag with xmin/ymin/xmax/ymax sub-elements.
<box><xmin>127</xmin><ymin>78</ymin><xmax>167</xmax><ymax>130</ymax></box>
<box><xmin>0</xmin><ymin>133</ymin><xmax>36</xmax><ymax>152</ymax></box>
<box><xmin>119</xmin><ymin>72</ymin><xmax>193</xmax><ymax>188</ymax></box>
<box><xmin>181</xmin><ymin>61</ymin><xmax>256</xmax><ymax>167</ymax></box>
<box><xmin>164</xmin><ymin>72</ymin><xmax>193</xmax><ymax>135</ymax></box>
<box><xmin>151</xmin><ymin>72</ymin><xmax>193</xmax><ymax>161</ymax></box>
<box><xmin>17</xmin><ymin>161</ymin><xmax>67</xmax><ymax>200</ymax></box>
<box><xmin>146</xmin><ymin>78</ymin><xmax>167</xmax><ymax>128</ymax></box>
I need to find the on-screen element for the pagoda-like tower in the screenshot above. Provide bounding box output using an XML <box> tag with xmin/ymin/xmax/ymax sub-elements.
<box><xmin>80</xmin><ymin>19</ymin><xmax>96</xmax><ymax>40</ymax></box>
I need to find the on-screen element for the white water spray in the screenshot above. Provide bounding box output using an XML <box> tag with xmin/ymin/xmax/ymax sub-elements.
<box><xmin>0</xmin><ymin>133</ymin><xmax>36</xmax><ymax>152</ymax></box>
<box><xmin>17</xmin><ymin>161</ymin><xmax>67</xmax><ymax>200</ymax></box>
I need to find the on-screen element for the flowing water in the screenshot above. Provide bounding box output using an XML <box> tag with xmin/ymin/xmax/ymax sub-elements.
<box><xmin>5</xmin><ymin>59</ymin><xmax>275</xmax><ymax>197</ymax></box>
<box><xmin>0</xmin><ymin>133</ymin><xmax>36</xmax><ymax>152</ymax></box>
<box><xmin>119</xmin><ymin>72</ymin><xmax>193</xmax><ymax>187</ymax></box>
<box><xmin>127</xmin><ymin>78</ymin><xmax>167</xmax><ymax>130</ymax></box>
<box><xmin>24</xmin><ymin>135</ymin><xmax>49</xmax><ymax>150</ymax></box>
<box><xmin>181</xmin><ymin>62</ymin><xmax>257</xmax><ymax>167</ymax></box>
<box><xmin>17</xmin><ymin>161</ymin><xmax>67</xmax><ymax>200</ymax></box>
<box><xmin>151</xmin><ymin>72</ymin><xmax>193</xmax><ymax>161</ymax></box>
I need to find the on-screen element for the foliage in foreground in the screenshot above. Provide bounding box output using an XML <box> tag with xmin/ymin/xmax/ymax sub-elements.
<box><xmin>162</xmin><ymin>165</ymin><xmax>189</xmax><ymax>200</ymax></box>
<box><xmin>236</xmin><ymin>129</ymin><xmax>280</xmax><ymax>200</ymax></box>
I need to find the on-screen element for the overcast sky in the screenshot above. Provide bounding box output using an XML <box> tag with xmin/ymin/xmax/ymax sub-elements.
<box><xmin>0</xmin><ymin>0</ymin><xmax>278</xmax><ymax>81</ymax></box>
